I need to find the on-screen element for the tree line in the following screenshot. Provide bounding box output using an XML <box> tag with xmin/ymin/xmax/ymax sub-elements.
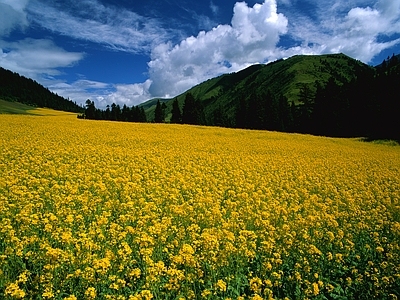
<box><xmin>166</xmin><ymin>55</ymin><xmax>400</xmax><ymax>141</ymax></box>
<box><xmin>79</xmin><ymin>100</ymin><xmax>147</xmax><ymax>122</ymax></box>
<box><xmin>291</xmin><ymin>54</ymin><xmax>400</xmax><ymax>140</ymax></box>
<box><xmin>161</xmin><ymin>93</ymin><xmax>207</xmax><ymax>125</ymax></box>
<box><xmin>81</xmin><ymin>54</ymin><xmax>399</xmax><ymax>141</ymax></box>
<box><xmin>0</xmin><ymin>67</ymin><xmax>83</xmax><ymax>113</ymax></box>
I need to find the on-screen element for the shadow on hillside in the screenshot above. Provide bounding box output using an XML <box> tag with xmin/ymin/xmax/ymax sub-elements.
<box><xmin>359</xmin><ymin>137</ymin><xmax>400</xmax><ymax>146</ymax></box>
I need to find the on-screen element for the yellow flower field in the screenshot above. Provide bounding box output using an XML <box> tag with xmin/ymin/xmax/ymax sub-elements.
<box><xmin>1</xmin><ymin>114</ymin><xmax>399</xmax><ymax>299</ymax></box>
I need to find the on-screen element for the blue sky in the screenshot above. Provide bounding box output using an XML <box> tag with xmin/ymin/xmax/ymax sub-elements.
<box><xmin>1</xmin><ymin>0</ymin><xmax>400</xmax><ymax>108</ymax></box>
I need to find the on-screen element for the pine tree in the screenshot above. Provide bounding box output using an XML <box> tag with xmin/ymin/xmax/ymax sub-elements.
<box><xmin>138</xmin><ymin>107</ymin><xmax>147</xmax><ymax>123</ymax></box>
<box><xmin>171</xmin><ymin>98</ymin><xmax>182</xmax><ymax>124</ymax></box>
<box><xmin>154</xmin><ymin>100</ymin><xmax>164</xmax><ymax>123</ymax></box>
<box><xmin>235</xmin><ymin>97</ymin><xmax>248</xmax><ymax>128</ymax></box>
<box><xmin>85</xmin><ymin>99</ymin><xmax>96</xmax><ymax>119</ymax></box>
<box><xmin>182</xmin><ymin>93</ymin><xmax>197</xmax><ymax>124</ymax></box>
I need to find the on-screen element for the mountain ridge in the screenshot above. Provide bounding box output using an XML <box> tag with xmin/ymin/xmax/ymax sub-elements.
<box><xmin>139</xmin><ymin>52</ymin><xmax>399</xmax><ymax>140</ymax></box>
<box><xmin>140</xmin><ymin>53</ymin><xmax>372</xmax><ymax>121</ymax></box>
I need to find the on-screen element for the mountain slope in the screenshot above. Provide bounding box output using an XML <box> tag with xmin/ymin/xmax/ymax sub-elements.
<box><xmin>142</xmin><ymin>53</ymin><xmax>372</xmax><ymax>123</ymax></box>
<box><xmin>0</xmin><ymin>99</ymin><xmax>78</xmax><ymax>116</ymax></box>
<box><xmin>0</xmin><ymin>67</ymin><xmax>83</xmax><ymax>113</ymax></box>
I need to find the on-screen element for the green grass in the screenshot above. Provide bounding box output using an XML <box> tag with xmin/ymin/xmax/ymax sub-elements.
<box><xmin>0</xmin><ymin>99</ymin><xmax>38</xmax><ymax>115</ymax></box>
<box><xmin>358</xmin><ymin>137</ymin><xmax>400</xmax><ymax>146</ymax></box>
<box><xmin>0</xmin><ymin>99</ymin><xmax>77</xmax><ymax>116</ymax></box>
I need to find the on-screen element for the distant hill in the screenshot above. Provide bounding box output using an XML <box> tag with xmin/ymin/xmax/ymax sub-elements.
<box><xmin>141</xmin><ymin>53</ymin><xmax>371</xmax><ymax>122</ymax></box>
<box><xmin>138</xmin><ymin>98</ymin><xmax>170</xmax><ymax>111</ymax></box>
<box><xmin>140</xmin><ymin>53</ymin><xmax>399</xmax><ymax>140</ymax></box>
<box><xmin>0</xmin><ymin>67</ymin><xmax>83</xmax><ymax>113</ymax></box>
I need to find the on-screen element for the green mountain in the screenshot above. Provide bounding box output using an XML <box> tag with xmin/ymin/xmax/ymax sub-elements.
<box><xmin>141</xmin><ymin>53</ymin><xmax>372</xmax><ymax>123</ymax></box>
<box><xmin>0</xmin><ymin>67</ymin><xmax>83</xmax><ymax>113</ymax></box>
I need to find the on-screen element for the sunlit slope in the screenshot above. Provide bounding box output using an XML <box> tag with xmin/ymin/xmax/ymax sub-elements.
<box><xmin>1</xmin><ymin>115</ymin><xmax>399</xmax><ymax>299</ymax></box>
<box><xmin>143</xmin><ymin>53</ymin><xmax>371</xmax><ymax>121</ymax></box>
<box><xmin>0</xmin><ymin>99</ymin><xmax>78</xmax><ymax>116</ymax></box>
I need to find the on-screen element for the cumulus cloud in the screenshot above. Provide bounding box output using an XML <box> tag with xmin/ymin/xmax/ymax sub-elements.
<box><xmin>148</xmin><ymin>0</ymin><xmax>288</xmax><ymax>97</ymax></box>
<box><xmin>2</xmin><ymin>0</ymin><xmax>400</xmax><ymax>108</ymax></box>
<box><xmin>104</xmin><ymin>81</ymin><xmax>152</xmax><ymax>107</ymax></box>
<box><xmin>285</xmin><ymin>0</ymin><xmax>400</xmax><ymax>62</ymax></box>
<box><xmin>0</xmin><ymin>0</ymin><xmax>29</xmax><ymax>36</ymax></box>
<box><xmin>0</xmin><ymin>39</ymin><xmax>84</xmax><ymax>80</ymax></box>
<box><xmin>145</xmin><ymin>0</ymin><xmax>400</xmax><ymax>99</ymax></box>
<box><xmin>324</xmin><ymin>3</ymin><xmax>400</xmax><ymax>61</ymax></box>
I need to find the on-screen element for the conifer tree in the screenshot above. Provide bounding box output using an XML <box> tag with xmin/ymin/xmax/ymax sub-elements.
<box><xmin>154</xmin><ymin>100</ymin><xmax>164</xmax><ymax>123</ymax></box>
<box><xmin>85</xmin><ymin>99</ymin><xmax>96</xmax><ymax>119</ymax></box>
<box><xmin>171</xmin><ymin>98</ymin><xmax>182</xmax><ymax>124</ymax></box>
<box><xmin>182</xmin><ymin>93</ymin><xmax>197</xmax><ymax>124</ymax></box>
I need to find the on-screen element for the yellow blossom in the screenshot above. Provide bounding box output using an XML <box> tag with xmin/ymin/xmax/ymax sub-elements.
<box><xmin>1</xmin><ymin>114</ymin><xmax>399</xmax><ymax>300</ymax></box>
<box><xmin>5</xmin><ymin>283</ymin><xmax>25</xmax><ymax>299</ymax></box>
<box><xmin>215</xmin><ymin>279</ymin><xmax>227</xmax><ymax>292</ymax></box>
<box><xmin>85</xmin><ymin>287</ymin><xmax>97</xmax><ymax>299</ymax></box>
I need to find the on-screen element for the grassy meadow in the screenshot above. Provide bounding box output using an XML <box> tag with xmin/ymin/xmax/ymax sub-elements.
<box><xmin>0</xmin><ymin>114</ymin><xmax>399</xmax><ymax>299</ymax></box>
<box><xmin>0</xmin><ymin>100</ymin><xmax>78</xmax><ymax>116</ymax></box>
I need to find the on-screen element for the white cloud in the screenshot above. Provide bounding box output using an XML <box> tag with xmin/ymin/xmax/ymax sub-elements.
<box><xmin>376</xmin><ymin>0</ymin><xmax>400</xmax><ymax>21</ymax></box>
<box><xmin>0</xmin><ymin>0</ymin><xmax>29</xmax><ymax>36</ymax></box>
<box><xmin>0</xmin><ymin>1</ymin><xmax>85</xmax><ymax>84</ymax></box>
<box><xmin>320</xmin><ymin>2</ymin><xmax>400</xmax><ymax>61</ymax></box>
<box><xmin>49</xmin><ymin>79</ymin><xmax>152</xmax><ymax>109</ymax></box>
<box><xmin>49</xmin><ymin>79</ymin><xmax>115</xmax><ymax>108</ymax></box>
<box><xmin>104</xmin><ymin>81</ymin><xmax>152</xmax><ymax>107</ymax></box>
<box><xmin>148</xmin><ymin>0</ymin><xmax>288</xmax><ymax>97</ymax></box>
<box><xmin>0</xmin><ymin>39</ymin><xmax>84</xmax><ymax>80</ymax></box>
<box><xmin>49</xmin><ymin>81</ymin><xmax>104</xmax><ymax>104</ymax></box>
<box><xmin>284</xmin><ymin>0</ymin><xmax>400</xmax><ymax>62</ymax></box>
<box><xmin>143</xmin><ymin>0</ymin><xmax>400</xmax><ymax>100</ymax></box>
<box><xmin>26</xmin><ymin>0</ymin><xmax>173</xmax><ymax>54</ymax></box>
<box><xmin>2</xmin><ymin>0</ymin><xmax>400</xmax><ymax>109</ymax></box>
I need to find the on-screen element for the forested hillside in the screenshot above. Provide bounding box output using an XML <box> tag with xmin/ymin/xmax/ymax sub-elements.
<box><xmin>0</xmin><ymin>67</ymin><xmax>83</xmax><ymax>113</ymax></box>
<box><xmin>75</xmin><ymin>53</ymin><xmax>399</xmax><ymax>141</ymax></box>
<box><xmin>140</xmin><ymin>53</ymin><xmax>399</xmax><ymax>141</ymax></box>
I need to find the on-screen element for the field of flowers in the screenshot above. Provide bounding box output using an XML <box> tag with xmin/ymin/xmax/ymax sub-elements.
<box><xmin>1</xmin><ymin>114</ymin><xmax>399</xmax><ymax>300</ymax></box>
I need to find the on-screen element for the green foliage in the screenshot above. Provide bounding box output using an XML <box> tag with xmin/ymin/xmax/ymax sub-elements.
<box><xmin>182</xmin><ymin>93</ymin><xmax>205</xmax><ymax>125</ymax></box>
<box><xmin>170</xmin><ymin>98</ymin><xmax>182</xmax><ymax>124</ymax></box>
<box><xmin>154</xmin><ymin>100</ymin><xmax>165</xmax><ymax>123</ymax></box>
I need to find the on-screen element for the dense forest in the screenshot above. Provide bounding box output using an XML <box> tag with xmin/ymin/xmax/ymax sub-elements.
<box><xmin>0</xmin><ymin>67</ymin><xmax>83</xmax><ymax>113</ymax></box>
<box><xmin>231</xmin><ymin>55</ymin><xmax>400</xmax><ymax>140</ymax></box>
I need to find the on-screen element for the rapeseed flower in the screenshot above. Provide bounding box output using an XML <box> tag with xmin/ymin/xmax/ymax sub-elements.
<box><xmin>0</xmin><ymin>114</ymin><xmax>399</xmax><ymax>299</ymax></box>
<box><xmin>5</xmin><ymin>282</ymin><xmax>25</xmax><ymax>299</ymax></box>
